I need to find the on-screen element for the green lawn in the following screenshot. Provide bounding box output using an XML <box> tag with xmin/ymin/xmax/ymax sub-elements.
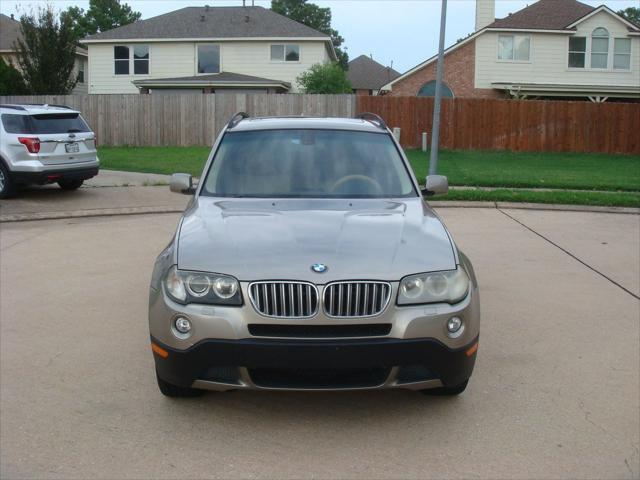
<box><xmin>99</xmin><ymin>146</ymin><xmax>209</xmax><ymax>177</ymax></box>
<box><xmin>97</xmin><ymin>146</ymin><xmax>640</xmax><ymax>207</ymax></box>
<box><xmin>406</xmin><ymin>149</ymin><xmax>640</xmax><ymax>192</ymax></box>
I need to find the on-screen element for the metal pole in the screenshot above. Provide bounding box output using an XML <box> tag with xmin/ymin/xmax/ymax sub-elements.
<box><xmin>429</xmin><ymin>0</ymin><xmax>448</xmax><ymax>176</ymax></box>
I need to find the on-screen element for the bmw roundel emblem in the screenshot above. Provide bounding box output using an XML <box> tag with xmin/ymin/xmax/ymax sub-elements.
<box><xmin>311</xmin><ymin>263</ymin><xmax>328</xmax><ymax>273</ymax></box>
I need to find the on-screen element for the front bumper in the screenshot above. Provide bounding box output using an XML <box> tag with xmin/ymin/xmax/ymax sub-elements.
<box><xmin>149</xmin><ymin>281</ymin><xmax>480</xmax><ymax>391</ymax></box>
<box><xmin>152</xmin><ymin>335</ymin><xmax>478</xmax><ymax>391</ymax></box>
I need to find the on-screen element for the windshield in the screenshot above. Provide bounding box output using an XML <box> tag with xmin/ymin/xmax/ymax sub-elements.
<box><xmin>201</xmin><ymin>129</ymin><xmax>417</xmax><ymax>198</ymax></box>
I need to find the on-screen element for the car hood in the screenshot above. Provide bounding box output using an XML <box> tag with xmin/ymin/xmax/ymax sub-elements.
<box><xmin>177</xmin><ymin>197</ymin><xmax>457</xmax><ymax>283</ymax></box>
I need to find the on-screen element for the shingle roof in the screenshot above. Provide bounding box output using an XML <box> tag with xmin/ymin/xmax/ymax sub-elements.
<box><xmin>487</xmin><ymin>0</ymin><xmax>595</xmax><ymax>30</ymax></box>
<box><xmin>84</xmin><ymin>6</ymin><xmax>329</xmax><ymax>41</ymax></box>
<box><xmin>347</xmin><ymin>55</ymin><xmax>400</xmax><ymax>90</ymax></box>
<box><xmin>0</xmin><ymin>13</ymin><xmax>87</xmax><ymax>55</ymax></box>
<box><xmin>0</xmin><ymin>14</ymin><xmax>22</xmax><ymax>51</ymax></box>
<box><xmin>132</xmin><ymin>71</ymin><xmax>290</xmax><ymax>88</ymax></box>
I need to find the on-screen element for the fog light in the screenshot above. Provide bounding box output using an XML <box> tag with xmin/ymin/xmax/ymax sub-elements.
<box><xmin>173</xmin><ymin>316</ymin><xmax>192</xmax><ymax>338</ymax></box>
<box><xmin>446</xmin><ymin>316</ymin><xmax>464</xmax><ymax>338</ymax></box>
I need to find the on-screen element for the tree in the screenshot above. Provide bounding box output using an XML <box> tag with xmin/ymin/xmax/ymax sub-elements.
<box><xmin>0</xmin><ymin>60</ymin><xmax>28</xmax><ymax>95</ymax></box>
<box><xmin>14</xmin><ymin>6</ymin><xmax>78</xmax><ymax>94</ymax></box>
<box><xmin>297</xmin><ymin>63</ymin><xmax>352</xmax><ymax>94</ymax></box>
<box><xmin>62</xmin><ymin>0</ymin><xmax>141</xmax><ymax>40</ymax></box>
<box><xmin>272</xmin><ymin>0</ymin><xmax>348</xmax><ymax>69</ymax></box>
<box><xmin>617</xmin><ymin>7</ymin><xmax>640</xmax><ymax>26</ymax></box>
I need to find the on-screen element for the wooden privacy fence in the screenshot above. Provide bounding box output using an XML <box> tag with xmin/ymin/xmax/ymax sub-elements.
<box><xmin>357</xmin><ymin>96</ymin><xmax>640</xmax><ymax>154</ymax></box>
<box><xmin>0</xmin><ymin>94</ymin><xmax>356</xmax><ymax>147</ymax></box>
<box><xmin>1</xmin><ymin>94</ymin><xmax>638</xmax><ymax>154</ymax></box>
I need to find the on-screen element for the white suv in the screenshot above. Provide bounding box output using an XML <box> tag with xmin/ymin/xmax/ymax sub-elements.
<box><xmin>0</xmin><ymin>104</ymin><xmax>99</xmax><ymax>198</ymax></box>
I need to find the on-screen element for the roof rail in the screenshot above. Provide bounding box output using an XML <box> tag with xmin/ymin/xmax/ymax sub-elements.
<box><xmin>0</xmin><ymin>103</ymin><xmax>72</xmax><ymax>110</ymax></box>
<box><xmin>227</xmin><ymin>111</ymin><xmax>250</xmax><ymax>129</ymax></box>
<box><xmin>0</xmin><ymin>104</ymin><xmax>27</xmax><ymax>111</ymax></box>
<box><xmin>355</xmin><ymin>112</ymin><xmax>387</xmax><ymax>130</ymax></box>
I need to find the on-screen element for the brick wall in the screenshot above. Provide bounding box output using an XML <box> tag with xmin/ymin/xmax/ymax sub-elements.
<box><xmin>388</xmin><ymin>39</ymin><xmax>501</xmax><ymax>99</ymax></box>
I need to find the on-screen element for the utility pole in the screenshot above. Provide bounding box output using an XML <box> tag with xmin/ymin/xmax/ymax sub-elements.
<box><xmin>429</xmin><ymin>0</ymin><xmax>448</xmax><ymax>176</ymax></box>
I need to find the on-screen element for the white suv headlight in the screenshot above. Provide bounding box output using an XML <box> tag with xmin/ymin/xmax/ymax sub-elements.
<box><xmin>164</xmin><ymin>266</ymin><xmax>241</xmax><ymax>306</ymax></box>
<box><xmin>398</xmin><ymin>268</ymin><xmax>469</xmax><ymax>305</ymax></box>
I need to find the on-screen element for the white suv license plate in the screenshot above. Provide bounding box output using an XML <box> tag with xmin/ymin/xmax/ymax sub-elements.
<box><xmin>65</xmin><ymin>142</ymin><xmax>80</xmax><ymax>153</ymax></box>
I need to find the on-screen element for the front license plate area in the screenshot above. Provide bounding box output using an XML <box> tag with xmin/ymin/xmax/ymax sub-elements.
<box><xmin>65</xmin><ymin>142</ymin><xmax>79</xmax><ymax>153</ymax></box>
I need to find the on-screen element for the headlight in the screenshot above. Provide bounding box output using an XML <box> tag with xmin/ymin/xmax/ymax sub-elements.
<box><xmin>398</xmin><ymin>268</ymin><xmax>469</xmax><ymax>305</ymax></box>
<box><xmin>163</xmin><ymin>266</ymin><xmax>242</xmax><ymax>306</ymax></box>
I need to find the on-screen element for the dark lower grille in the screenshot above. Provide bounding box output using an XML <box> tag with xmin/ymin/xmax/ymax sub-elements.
<box><xmin>323</xmin><ymin>281</ymin><xmax>391</xmax><ymax>317</ymax></box>
<box><xmin>199</xmin><ymin>366</ymin><xmax>241</xmax><ymax>384</ymax></box>
<box><xmin>249</xmin><ymin>367</ymin><xmax>391</xmax><ymax>389</ymax></box>
<box><xmin>249</xmin><ymin>282</ymin><xmax>318</xmax><ymax>318</ymax></box>
<box><xmin>248</xmin><ymin>323</ymin><xmax>392</xmax><ymax>338</ymax></box>
<box><xmin>396</xmin><ymin>365</ymin><xmax>438</xmax><ymax>384</ymax></box>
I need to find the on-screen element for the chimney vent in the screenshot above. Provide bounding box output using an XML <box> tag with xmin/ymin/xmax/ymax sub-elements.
<box><xmin>10</xmin><ymin>13</ymin><xmax>15</xmax><ymax>19</ymax></box>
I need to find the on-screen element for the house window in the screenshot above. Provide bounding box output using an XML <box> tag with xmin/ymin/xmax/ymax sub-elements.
<box><xmin>591</xmin><ymin>28</ymin><xmax>609</xmax><ymax>69</ymax></box>
<box><xmin>271</xmin><ymin>44</ymin><xmax>300</xmax><ymax>62</ymax></box>
<box><xmin>134</xmin><ymin>45</ymin><xmax>149</xmax><ymax>74</ymax></box>
<box><xmin>114</xmin><ymin>46</ymin><xmax>130</xmax><ymax>75</ymax></box>
<box><xmin>77</xmin><ymin>61</ymin><xmax>85</xmax><ymax>83</ymax></box>
<box><xmin>498</xmin><ymin>35</ymin><xmax>530</xmax><ymax>61</ymax></box>
<box><xmin>197</xmin><ymin>45</ymin><xmax>220</xmax><ymax>74</ymax></box>
<box><xmin>417</xmin><ymin>80</ymin><xmax>454</xmax><ymax>98</ymax></box>
<box><xmin>614</xmin><ymin>38</ymin><xmax>631</xmax><ymax>70</ymax></box>
<box><xmin>114</xmin><ymin>45</ymin><xmax>149</xmax><ymax>75</ymax></box>
<box><xmin>568</xmin><ymin>37</ymin><xmax>586</xmax><ymax>68</ymax></box>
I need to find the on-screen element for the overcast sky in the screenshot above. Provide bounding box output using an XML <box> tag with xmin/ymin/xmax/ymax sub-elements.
<box><xmin>1</xmin><ymin>0</ymin><xmax>637</xmax><ymax>72</ymax></box>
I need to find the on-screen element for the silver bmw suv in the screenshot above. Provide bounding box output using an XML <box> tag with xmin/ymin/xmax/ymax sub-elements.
<box><xmin>0</xmin><ymin>104</ymin><xmax>99</xmax><ymax>198</ymax></box>
<box><xmin>149</xmin><ymin>113</ymin><xmax>480</xmax><ymax>397</ymax></box>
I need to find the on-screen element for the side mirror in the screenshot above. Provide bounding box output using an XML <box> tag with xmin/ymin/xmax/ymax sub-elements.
<box><xmin>170</xmin><ymin>173</ymin><xmax>196</xmax><ymax>195</ymax></box>
<box><xmin>422</xmin><ymin>175</ymin><xmax>449</xmax><ymax>196</ymax></box>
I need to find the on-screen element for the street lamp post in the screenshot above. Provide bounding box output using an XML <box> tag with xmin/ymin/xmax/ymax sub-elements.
<box><xmin>429</xmin><ymin>0</ymin><xmax>448</xmax><ymax>176</ymax></box>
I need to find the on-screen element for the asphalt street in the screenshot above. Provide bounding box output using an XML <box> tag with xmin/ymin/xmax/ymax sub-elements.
<box><xmin>0</xmin><ymin>200</ymin><xmax>638</xmax><ymax>479</ymax></box>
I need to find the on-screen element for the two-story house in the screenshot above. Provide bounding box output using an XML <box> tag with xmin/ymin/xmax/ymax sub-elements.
<box><xmin>0</xmin><ymin>13</ymin><xmax>88</xmax><ymax>94</ymax></box>
<box><xmin>382</xmin><ymin>0</ymin><xmax>640</xmax><ymax>102</ymax></box>
<box><xmin>81</xmin><ymin>6</ymin><xmax>336</xmax><ymax>94</ymax></box>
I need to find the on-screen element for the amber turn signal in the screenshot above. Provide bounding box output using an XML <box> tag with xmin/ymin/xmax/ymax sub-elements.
<box><xmin>151</xmin><ymin>342</ymin><xmax>169</xmax><ymax>358</ymax></box>
<box><xmin>466</xmin><ymin>342</ymin><xmax>479</xmax><ymax>357</ymax></box>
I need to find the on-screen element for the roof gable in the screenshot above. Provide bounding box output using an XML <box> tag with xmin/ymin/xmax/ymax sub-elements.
<box><xmin>83</xmin><ymin>6</ymin><xmax>329</xmax><ymax>42</ymax></box>
<box><xmin>347</xmin><ymin>55</ymin><xmax>400</xmax><ymax>90</ymax></box>
<box><xmin>566</xmin><ymin>5</ymin><xmax>640</xmax><ymax>31</ymax></box>
<box><xmin>487</xmin><ymin>0</ymin><xmax>595</xmax><ymax>30</ymax></box>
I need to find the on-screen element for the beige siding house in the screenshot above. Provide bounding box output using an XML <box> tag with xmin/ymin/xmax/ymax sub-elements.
<box><xmin>382</xmin><ymin>0</ymin><xmax>640</xmax><ymax>102</ymax></box>
<box><xmin>81</xmin><ymin>6</ymin><xmax>335</xmax><ymax>94</ymax></box>
<box><xmin>0</xmin><ymin>13</ymin><xmax>88</xmax><ymax>94</ymax></box>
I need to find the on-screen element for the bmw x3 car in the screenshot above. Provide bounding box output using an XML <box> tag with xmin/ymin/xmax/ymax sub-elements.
<box><xmin>0</xmin><ymin>104</ymin><xmax>99</xmax><ymax>198</ymax></box>
<box><xmin>149</xmin><ymin>112</ymin><xmax>480</xmax><ymax>397</ymax></box>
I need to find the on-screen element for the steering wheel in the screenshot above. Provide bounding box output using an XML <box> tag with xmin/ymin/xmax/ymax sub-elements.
<box><xmin>330</xmin><ymin>175</ymin><xmax>383</xmax><ymax>195</ymax></box>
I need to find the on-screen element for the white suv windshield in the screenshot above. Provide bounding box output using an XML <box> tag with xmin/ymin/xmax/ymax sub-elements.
<box><xmin>201</xmin><ymin>129</ymin><xmax>417</xmax><ymax>198</ymax></box>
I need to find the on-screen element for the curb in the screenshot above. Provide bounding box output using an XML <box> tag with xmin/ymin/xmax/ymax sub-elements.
<box><xmin>1</xmin><ymin>202</ymin><xmax>638</xmax><ymax>223</ymax></box>
<box><xmin>429</xmin><ymin>201</ymin><xmax>640</xmax><ymax>215</ymax></box>
<box><xmin>0</xmin><ymin>206</ymin><xmax>184</xmax><ymax>223</ymax></box>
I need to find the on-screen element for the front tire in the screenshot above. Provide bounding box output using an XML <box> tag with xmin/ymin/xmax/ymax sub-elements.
<box><xmin>156</xmin><ymin>373</ymin><xmax>204</xmax><ymax>398</ymax></box>
<box><xmin>58</xmin><ymin>179</ymin><xmax>84</xmax><ymax>190</ymax></box>
<box><xmin>420</xmin><ymin>380</ymin><xmax>469</xmax><ymax>396</ymax></box>
<box><xmin>0</xmin><ymin>163</ymin><xmax>16</xmax><ymax>199</ymax></box>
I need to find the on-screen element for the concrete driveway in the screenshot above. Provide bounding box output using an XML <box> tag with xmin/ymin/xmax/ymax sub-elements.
<box><xmin>1</xmin><ymin>207</ymin><xmax>638</xmax><ymax>479</ymax></box>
